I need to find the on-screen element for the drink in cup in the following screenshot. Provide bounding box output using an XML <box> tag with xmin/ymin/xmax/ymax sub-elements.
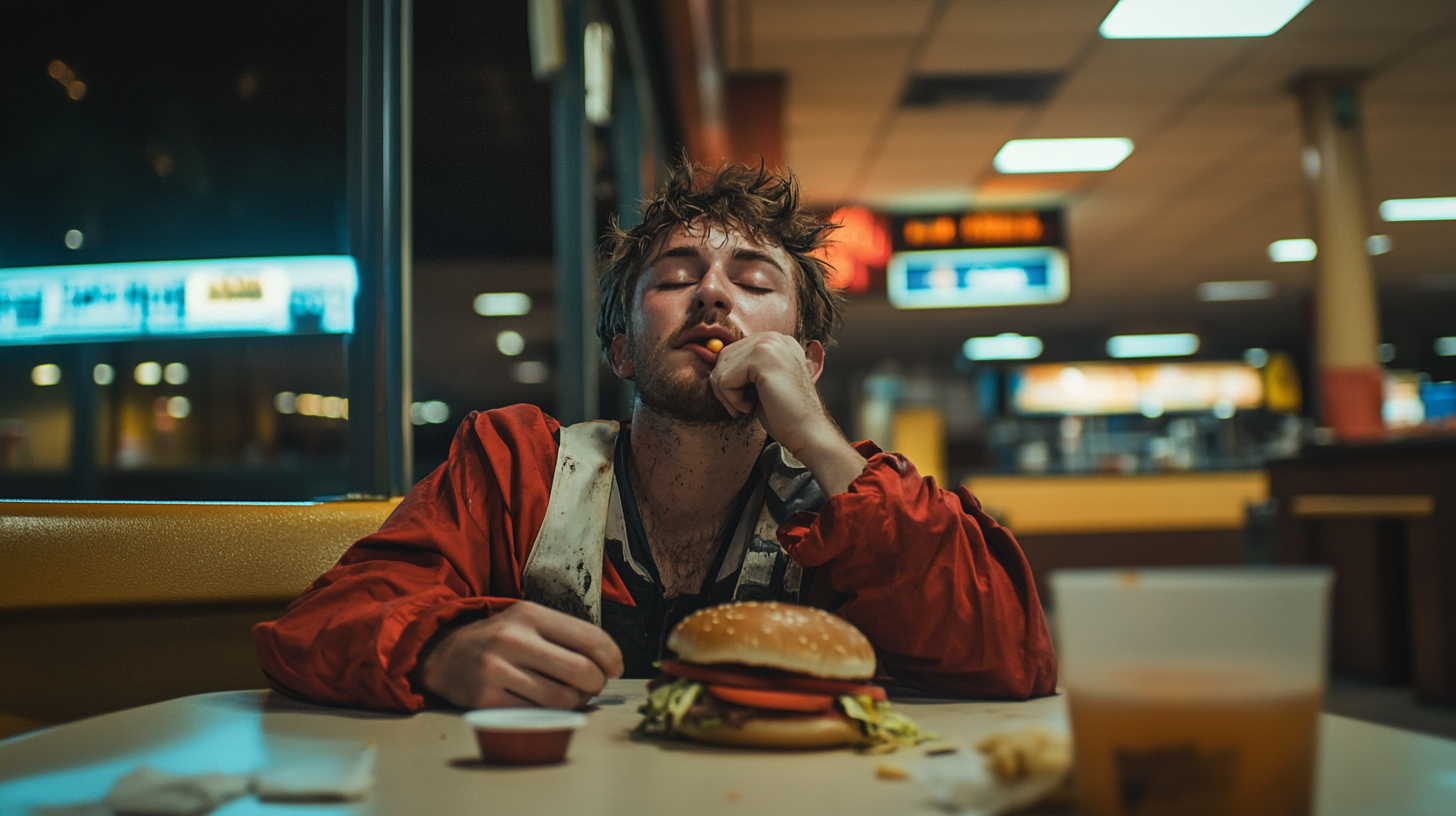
<box><xmin>1052</xmin><ymin>567</ymin><xmax>1332</xmax><ymax>816</ymax></box>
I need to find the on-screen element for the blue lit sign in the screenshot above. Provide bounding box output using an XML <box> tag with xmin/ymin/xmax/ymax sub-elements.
<box><xmin>887</xmin><ymin>246</ymin><xmax>1069</xmax><ymax>309</ymax></box>
<box><xmin>0</xmin><ymin>256</ymin><xmax>357</xmax><ymax>345</ymax></box>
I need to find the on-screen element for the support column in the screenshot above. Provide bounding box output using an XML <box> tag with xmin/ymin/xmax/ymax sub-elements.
<box><xmin>347</xmin><ymin>0</ymin><xmax>413</xmax><ymax>496</ymax></box>
<box><xmin>1295</xmin><ymin>76</ymin><xmax>1383</xmax><ymax>441</ymax></box>
<box><xmin>552</xmin><ymin>0</ymin><xmax>600</xmax><ymax>424</ymax></box>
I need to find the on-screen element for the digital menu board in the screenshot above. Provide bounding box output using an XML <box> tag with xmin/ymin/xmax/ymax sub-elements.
<box><xmin>0</xmin><ymin>256</ymin><xmax>357</xmax><ymax>345</ymax></box>
<box><xmin>886</xmin><ymin>209</ymin><xmax>1068</xmax><ymax>309</ymax></box>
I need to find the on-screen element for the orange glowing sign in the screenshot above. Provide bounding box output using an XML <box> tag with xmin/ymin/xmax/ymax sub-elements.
<box><xmin>894</xmin><ymin>210</ymin><xmax>1063</xmax><ymax>251</ymax></box>
<box><xmin>817</xmin><ymin>206</ymin><xmax>889</xmax><ymax>293</ymax></box>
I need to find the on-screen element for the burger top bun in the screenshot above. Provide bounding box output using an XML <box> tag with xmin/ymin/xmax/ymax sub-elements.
<box><xmin>667</xmin><ymin>601</ymin><xmax>877</xmax><ymax>680</ymax></box>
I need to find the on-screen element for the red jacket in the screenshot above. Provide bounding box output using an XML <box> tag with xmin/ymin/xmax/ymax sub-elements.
<box><xmin>253</xmin><ymin>404</ymin><xmax>1057</xmax><ymax>711</ymax></box>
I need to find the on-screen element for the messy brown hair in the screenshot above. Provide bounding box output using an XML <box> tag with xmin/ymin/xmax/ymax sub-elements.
<box><xmin>597</xmin><ymin>161</ymin><xmax>843</xmax><ymax>358</ymax></box>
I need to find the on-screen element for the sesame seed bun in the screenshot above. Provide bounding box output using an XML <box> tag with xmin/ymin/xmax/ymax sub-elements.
<box><xmin>666</xmin><ymin>601</ymin><xmax>877</xmax><ymax>680</ymax></box>
<box><xmin>677</xmin><ymin>713</ymin><xmax>864</xmax><ymax>749</ymax></box>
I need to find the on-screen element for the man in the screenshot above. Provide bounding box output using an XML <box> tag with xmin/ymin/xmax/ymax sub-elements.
<box><xmin>254</xmin><ymin>163</ymin><xmax>1057</xmax><ymax>712</ymax></box>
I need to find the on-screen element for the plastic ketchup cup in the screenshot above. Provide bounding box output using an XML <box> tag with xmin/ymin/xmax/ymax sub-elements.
<box><xmin>463</xmin><ymin>709</ymin><xmax>588</xmax><ymax>766</ymax></box>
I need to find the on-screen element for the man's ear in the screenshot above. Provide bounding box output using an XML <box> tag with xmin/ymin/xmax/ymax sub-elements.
<box><xmin>610</xmin><ymin>335</ymin><xmax>634</xmax><ymax>379</ymax></box>
<box><xmin>803</xmin><ymin>340</ymin><xmax>825</xmax><ymax>384</ymax></box>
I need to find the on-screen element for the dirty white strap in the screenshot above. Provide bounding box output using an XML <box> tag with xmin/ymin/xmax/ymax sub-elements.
<box><xmin>520</xmin><ymin>420</ymin><xmax>619</xmax><ymax>626</ymax></box>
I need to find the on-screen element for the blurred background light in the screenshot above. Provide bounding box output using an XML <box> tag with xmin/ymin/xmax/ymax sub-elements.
<box><xmin>134</xmin><ymin>362</ymin><xmax>163</xmax><ymax>385</ymax></box>
<box><xmin>1198</xmin><ymin>280</ymin><xmax>1276</xmax><ymax>301</ymax></box>
<box><xmin>963</xmin><ymin>333</ymin><xmax>1044</xmax><ymax>361</ymax></box>
<box><xmin>1107</xmin><ymin>333</ymin><xmax>1200</xmax><ymax>358</ymax></box>
<box><xmin>496</xmin><ymin>330</ymin><xmax>526</xmax><ymax>356</ymax></box>
<box><xmin>274</xmin><ymin>391</ymin><xmax>297</xmax><ymax>414</ymax></box>
<box><xmin>166</xmin><ymin>396</ymin><xmax>191</xmax><ymax>419</ymax></box>
<box><xmin>1366</xmin><ymin>234</ymin><xmax>1392</xmax><ymax>255</ymax></box>
<box><xmin>1243</xmin><ymin>348</ymin><xmax>1270</xmax><ymax>368</ymax></box>
<box><xmin>513</xmin><ymin>361</ymin><xmax>549</xmax><ymax>384</ymax></box>
<box><xmin>993</xmin><ymin>138</ymin><xmax>1133</xmax><ymax>173</ymax></box>
<box><xmin>1100</xmin><ymin>0</ymin><xmax>1312</xmax><ymax>38</ymax></box>
<box><xmin>31</xmin><ymin>364</ymin><xmax>61</xmax><ymax>386</ymax></box>
<box><xmin>473</xmin><ymin>292</ymin><xmax>532</xmax><ymax>316</ymax></box>
<box><xmin>1269</xmin><ymin>238</ymin><xmax>1317</xmax><ymax>262</ymax></box>
<box><xmin>93</xmin><ymin>363</ymin><xmax>114</xmax><ymax>385</ymax></box>
<box><xmin>1378</xmin><ymin>343</ymin><xmax>1397</xmax><ymax>364</ymax></box>
<box><xmin>1380</xmin><ymin>197</ymin><xmax>1456</xmax><ymax>221</ymax></box>
<box><xmin>64</xmin><ymin>230</ymin><xmax>84</xmax><ymax>250</ymax></box>
<box><xmin>296</xmin><ymin>393</ymin><xmax>323</xmax><ymax>416</ymax></box>
<box><xmin>163</xmin><ymin>362</ymin><xmax>189</xmax><ymax>385</ymax></box>
<box><xmin>410</xmin><ymin>400</ymin><xmax>451</xmax><ymax>425</ymax></box>
<box><xmin>1436</xmin><ymin>337</ymin><xmax>1456</xmax><ymax>357</ymax></box>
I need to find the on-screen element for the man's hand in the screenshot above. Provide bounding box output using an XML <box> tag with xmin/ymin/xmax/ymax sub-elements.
<box><xmin>419</xmin><ymin>601</ymin><xmax>624</xmax><ymax>710</ymax></box>
<box><xmin>708</xmin><ymin>332</ymin><xmax>866</xmax><ymax>494</ymax></box>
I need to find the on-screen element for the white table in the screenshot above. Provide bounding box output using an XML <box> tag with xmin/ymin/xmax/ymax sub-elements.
<box><xmin>2</xmin><ymin>680</ymin><xmax>1454</xmax><ymax>815</ymax></box>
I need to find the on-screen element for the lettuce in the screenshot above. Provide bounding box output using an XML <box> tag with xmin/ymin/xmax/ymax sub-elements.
<box><xmin>838</xmin><ymin>694</ymin><xmax>934</xmax><ymax>752</ymax></box>
<box><xmin>634</xmin><ymin>678</ymin><xmax>705</xmax><ymax>735</ymax></box>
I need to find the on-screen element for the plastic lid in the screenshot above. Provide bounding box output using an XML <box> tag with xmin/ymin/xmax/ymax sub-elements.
<box><xmin>463</xmin><ymin>708</ymin><xmax>588</xmax><ymax>732</ymax></box>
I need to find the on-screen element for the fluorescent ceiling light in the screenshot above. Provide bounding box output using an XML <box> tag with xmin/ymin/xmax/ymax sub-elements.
<box><xmin>963</xmin><ymin>333</ymin><xmax>1044</xmax><ymax>361</ymax></box>
<box><xmin>1100</xmin><ymin>0</ymin><xmax>1312</xmax><ymax>38</ymax></box>
<box><xmin>993</xmin><ymin>138</ymin><xmax>1133</xmax><ymax>174</ymax></box>
<box><xmin>1380</xmin><ymin>197</ymin><xmax>1456</xmax><ymax>221</ymax></box>
<box><xmin>1436</xmin><ymin>337</ymin><xmax>1456</xmax><ymax>357</ymax></box>
<box><xmin>1198</xmin><ymin>280</ymin><xmax>1275</xmax><ymax>302</ymax></box>
<box><xmin>1269</xmin><ymin>239</ymin><xmax>1317</xmax><ymax>263</ymax></box>
<box><xmin>474</xmin><ymin>292</ymin><xmax>533</xmax><ymax>316</ymax></box>
<box><xmin>1107</xmin><ymin>333</ymin><xmax>1200</xmax><ymax>359</ymax></box>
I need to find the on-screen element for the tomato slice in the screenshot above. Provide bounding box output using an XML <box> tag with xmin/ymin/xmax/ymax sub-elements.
<box><xmin>707</xmin><ymin>685</ymin><xmax>835</xmax><ymax>712</ymax></box>
<box><xmin>659</xmin><ymin>661</ymin><xmax>888</xmax><ymax>702</ymax></box>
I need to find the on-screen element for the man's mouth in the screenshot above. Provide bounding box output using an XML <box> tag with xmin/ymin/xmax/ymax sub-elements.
<box><xmin>674</xmin><ymin>325</ymin><xmax>739</xmax><ymax>353</ymax></box>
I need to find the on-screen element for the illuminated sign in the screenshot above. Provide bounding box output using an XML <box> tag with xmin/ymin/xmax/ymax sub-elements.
<box><xmin>0</xmin><ymin>256</ymin><xmax>357</xmax><ymax>346</ymax></box>
<box><xmin>1011</xmin><ymin>362</ymin><xmax>1264</xmax><ymax>416</ymax></box>
<box><xmin>891</xmin><ymin>209</ymin><xmax>1063</xmax><ymax>252</ymax></box>
<box><xmin>887</xmin><ymin>246</ymin><xmax>1069</xmax><ymax>309</ymax></box>
<box><xmin>817</xmin><ymin>207</ymin><xmax>890</xmax><ymax>293</ymax></box>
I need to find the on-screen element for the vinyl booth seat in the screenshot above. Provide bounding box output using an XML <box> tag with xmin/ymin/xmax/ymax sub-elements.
<box><xmin>0</xmin><ymin>499</ymin><xmax>399</xmax><ymax>738</ymax></box>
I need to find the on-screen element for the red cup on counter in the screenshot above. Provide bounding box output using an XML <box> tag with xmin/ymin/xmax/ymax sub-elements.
<box><xmin>463</xmin><ymin>709</ymin><xmax>588</xmax><ymax>765</ymax></box>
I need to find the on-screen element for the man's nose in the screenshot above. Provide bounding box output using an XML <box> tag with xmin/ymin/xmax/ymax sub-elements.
<box><xmin>692</xmin><ymin>265</ymin><xmax>733</xmax><ymax>315</ymax></box>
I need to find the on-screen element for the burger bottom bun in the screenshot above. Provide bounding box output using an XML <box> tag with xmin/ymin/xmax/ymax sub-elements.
<box><xmin>678</xmin><ymin>715</ymin><xmax>863</xmax><ymax>749</ymax></box>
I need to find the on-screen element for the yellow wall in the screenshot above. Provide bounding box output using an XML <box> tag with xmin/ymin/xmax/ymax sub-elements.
<box><xmin>892</xmin><ymin>407</ymin><xmax>947</xmax><ymax>486</ymax></box>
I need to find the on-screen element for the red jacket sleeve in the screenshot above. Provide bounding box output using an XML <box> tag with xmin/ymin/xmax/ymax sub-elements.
<box><xmin>778</xmin><ymin>443</ymin><xmax>1058</xmax><ymax>700</ymax></box>
<box><xmin>251</xmin><ymin>404</ymin><xmax>560</xmax><ymax>712</ymax></box>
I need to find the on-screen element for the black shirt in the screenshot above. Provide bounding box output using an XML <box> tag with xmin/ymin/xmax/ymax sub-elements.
<box><xmin>601</xmin><ymin>426</ymin><xmax>762</xmax><ymax>678</ymax></box>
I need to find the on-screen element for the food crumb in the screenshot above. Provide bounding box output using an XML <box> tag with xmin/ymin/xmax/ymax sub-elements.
<box><xmin>725</xmin><ymin>789</ymin><xmax>741</xmax><ymax>802</ymax></box>
<box><xmin>875</xmin><ymin>764</ymin><xmax>910</xmax><ymax>781</ymax></box>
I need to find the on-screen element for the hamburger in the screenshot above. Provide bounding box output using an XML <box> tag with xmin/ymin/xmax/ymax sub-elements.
<box><xmin>634</xmin><ymin>601</ymin><xmax>929</xmax><ymax>750</ymax></box>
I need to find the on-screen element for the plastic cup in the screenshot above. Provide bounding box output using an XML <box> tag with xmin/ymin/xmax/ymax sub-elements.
<box><xmin>463</xmin><ymin>709</ymin><xmax>588</xmax><ymax>765</ymax></box>
<box><xmin>1052</xmin><ymin>567</ymin><xmax>1332</xmax><ymax>816</ymax></box>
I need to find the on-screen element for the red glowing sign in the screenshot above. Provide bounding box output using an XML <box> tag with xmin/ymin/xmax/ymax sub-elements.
<box><xmin>817</xmin><ymin>207</ymin><xmax>890</xmax><ymax>293</ymax></box>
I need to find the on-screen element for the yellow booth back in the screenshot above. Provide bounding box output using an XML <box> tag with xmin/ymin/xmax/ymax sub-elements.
<box><xmin>0</xmin><ymin>499</ymin><xmax>398</xmax><ymax>738</ymax></box>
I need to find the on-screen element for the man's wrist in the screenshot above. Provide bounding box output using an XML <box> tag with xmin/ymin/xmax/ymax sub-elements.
<box><xmin>787</xmin><ymin>425</ymin><xmax>867</xmax><ymax>497</ymax></box>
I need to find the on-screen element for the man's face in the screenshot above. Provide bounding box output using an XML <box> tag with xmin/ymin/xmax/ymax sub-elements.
<box><xmin>613</xmin><ymin>221</ymin><xmax>801</xmax><ymax>423</ymax></box>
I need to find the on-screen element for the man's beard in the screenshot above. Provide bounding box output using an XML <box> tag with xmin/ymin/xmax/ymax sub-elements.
<box><xmin>628</xmin><ymin>330</ymin><xmax>747</xmax><ymax>425</ymax></box>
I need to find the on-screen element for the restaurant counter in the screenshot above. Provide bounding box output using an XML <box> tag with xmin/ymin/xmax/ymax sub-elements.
<box><xmin>964</xmin><ymin>471</ymin><xmax>1268</xmax><ymax>598</ymax></box>
<box><xmin>3</xmin><ymin>680</ymin><xmax>1455</xmax><ymax>815</ymax></box>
